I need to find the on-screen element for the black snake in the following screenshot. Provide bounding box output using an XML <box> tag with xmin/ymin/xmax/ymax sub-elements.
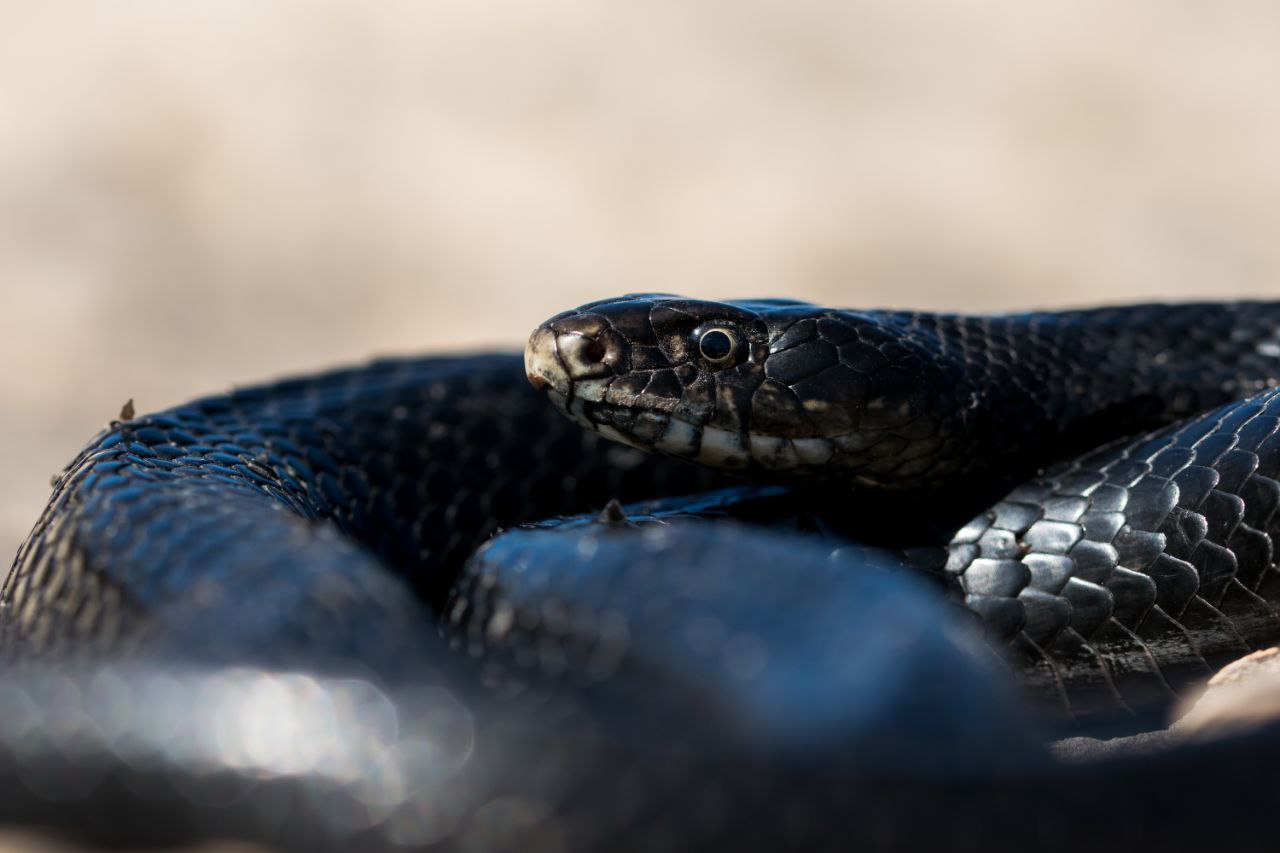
<box><xmin>6</xmin><ymin>294</ymin><xmax>1280</xmax><ymax>851</ymax></box>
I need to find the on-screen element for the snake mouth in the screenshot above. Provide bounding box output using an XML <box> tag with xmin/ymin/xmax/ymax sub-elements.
<box><xmin>535</xmin><ymin>385</ymin><xmax>657</xmax><ymax>455</ymax></box>
<box><xmin>526</xmin><ymin>331</ymin><xmax>698</xmax><ymax>456</ymax></box>
<box><xmin>534</xmin><ymin>374</ymin><xmax>838</xmax><ymax>475</ymax></box>
<box><xmin>573</xmin><ymin>395</ymin><xmax>697</xmax><ymax>454</ymax></box>
<box><xmin>559</xmin><ymin>390</ymin><xmax>848</xmax><ymax>476</ymax></box>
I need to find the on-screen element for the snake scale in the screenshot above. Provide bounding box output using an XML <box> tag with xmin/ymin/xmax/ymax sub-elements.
<box><xmin>6</xmin><ymin>294</ymin><xmax>1280</xmax><ymax>851</ymax></box>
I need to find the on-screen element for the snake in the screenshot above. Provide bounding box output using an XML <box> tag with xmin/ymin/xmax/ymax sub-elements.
<box><xmin>6</xmin><ymin>294</ymin><xmax>1280</xmax><ymax>851</ymax></box>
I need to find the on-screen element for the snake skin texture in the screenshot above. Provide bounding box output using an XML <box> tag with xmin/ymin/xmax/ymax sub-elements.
<box><xmin>953</xmin><ymin>390</ymin><xmax>1280</xmax><ymax>721</ymax></box>
<box><xmin>10</xmin><ymin>298</ymin><xmax>1280</xmax><ymax>850</ymax></box>
<box><xmin>524</xmin><ymin>295</ymin><xmax>1280</xmax><ymax>721</ymax></box>
<box><xmin>3</xmin><ymin>354</ymin><xmax>722</xmax><ymax>662</ymax></box>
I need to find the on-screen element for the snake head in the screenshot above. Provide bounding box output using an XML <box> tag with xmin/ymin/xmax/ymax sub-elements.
<box><xmin>527</xmin><ymin>294</ymin><xmax>957</xmax><ymax>486</ymax></box>
<box><xmin>527</xmin><ymin>294</ymin><xmax>770</xmax><ymax>463</ymax></box>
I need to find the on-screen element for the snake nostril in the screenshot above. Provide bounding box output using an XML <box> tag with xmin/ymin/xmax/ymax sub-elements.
<box><xmin>581</xmin><ymin>338</ymin><xmax>606</xmax><ymax>363</ymax></box>
<box><xmin>560</xmin><ymin>333</ymin><xmax>608</xmax><ymax>367</ymax></box>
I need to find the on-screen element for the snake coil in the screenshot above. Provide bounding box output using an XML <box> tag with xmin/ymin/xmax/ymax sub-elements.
<box><xmin>6</xmin><ymin>295</ymin><xmax>1280</xmax><ymax>851</ymax></box>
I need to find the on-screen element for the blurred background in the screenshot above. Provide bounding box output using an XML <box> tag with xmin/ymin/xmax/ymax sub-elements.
<box><xmin>4</xmin><ymin>0</ymin><xmax>1280</xmax><ymax>572</ymax></box>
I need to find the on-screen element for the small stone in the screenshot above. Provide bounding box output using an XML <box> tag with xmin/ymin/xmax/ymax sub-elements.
<box><xmin>1175</xmin><ymin>646</ymin><xmax>1280</xmax><ymax>739</ymax></box>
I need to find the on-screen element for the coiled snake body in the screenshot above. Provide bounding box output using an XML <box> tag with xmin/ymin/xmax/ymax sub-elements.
<box><xmin>7</xmin><ymin>295</ymin><xmax>1280</xmax><ymax>851</ymax></box>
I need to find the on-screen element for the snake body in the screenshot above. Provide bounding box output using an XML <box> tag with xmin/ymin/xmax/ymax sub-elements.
<box><xmin>4</xmin><ymin>354</ymin><xmax>721</xmax><ymax>664</ymax></box>
<box><xmin>522</xmin><ymin>295</ymin><xmax>1280</xmax><ymax>721</ymax></box>
<box><xmin>8</xmin><ymin>296</ymin><xmax>1280</xmax><ymax>849</ymax></box>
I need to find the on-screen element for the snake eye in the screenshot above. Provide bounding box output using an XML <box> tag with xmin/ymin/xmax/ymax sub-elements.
<box><xmin>698</xmin><ymin>327</ymin><xmax>739</xmax><ymax>365</ymax></box>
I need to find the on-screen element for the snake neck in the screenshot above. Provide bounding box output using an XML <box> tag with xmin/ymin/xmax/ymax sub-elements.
<box><xmin>889</xmin><ymin>302</ymin><xmax>1280</xmax><ymax>495</ymax></box>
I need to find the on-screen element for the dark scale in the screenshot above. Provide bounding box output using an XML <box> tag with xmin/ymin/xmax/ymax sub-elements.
<box><xmin>951</xmin><ymin>389</ymin><xmax>1280</xmax><ymax>720</ymax></box>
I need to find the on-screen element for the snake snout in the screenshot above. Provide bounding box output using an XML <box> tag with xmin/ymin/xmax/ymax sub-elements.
<box><xmin>525</xmin><ymin>326</ymin><xmax>569</xmax><ymax>394</ymax></box>
<box><xmin>526</xmin><ymin>315</ymin><xmax>627</xmax><ymax>399</ymax></box>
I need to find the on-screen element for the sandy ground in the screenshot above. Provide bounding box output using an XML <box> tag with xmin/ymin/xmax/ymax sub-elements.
<box><xmin>4</xmin><ymin>1</ymin><xmax>1280</xmax><ymax>607</ymax></box>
